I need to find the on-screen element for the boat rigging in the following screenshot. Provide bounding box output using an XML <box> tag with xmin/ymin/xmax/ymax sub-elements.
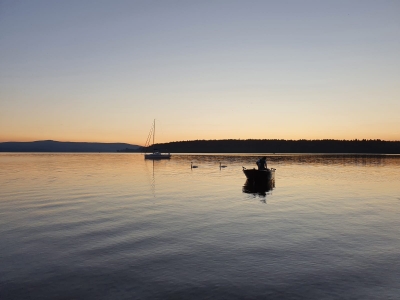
<box><xmin>144</xmin><ymin>119</ymin><xmax>171</xmax><ymax>159</ymax></box>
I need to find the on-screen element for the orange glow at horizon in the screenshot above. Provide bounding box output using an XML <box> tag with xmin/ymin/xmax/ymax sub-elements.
<box><xmin>1</xmin><ymin>1</ymin><xmax>399</xmax><ymax>145</ymax></box>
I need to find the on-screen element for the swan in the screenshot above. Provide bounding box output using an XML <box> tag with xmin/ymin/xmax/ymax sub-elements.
<box><xmin>191</xmin><ymin>162</ymin><xmax>198</xmax><ymax>169</ymax></box>
<box><xmin>220</xmin><ymin>162</ymin><xmax>227</xmax><ymax>168</ymax></box>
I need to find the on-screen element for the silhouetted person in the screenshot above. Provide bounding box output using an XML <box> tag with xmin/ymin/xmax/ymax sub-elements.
<box><xmin>256</xmin><ymin>157</ymin><xmax>267</xmax><ymax>170</ymax></box>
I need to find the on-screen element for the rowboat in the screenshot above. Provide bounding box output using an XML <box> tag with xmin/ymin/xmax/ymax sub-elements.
<box><xmin>242</xmin><ymin>167</ymin><xmax>276</xmax><ymax>181</ymax></box>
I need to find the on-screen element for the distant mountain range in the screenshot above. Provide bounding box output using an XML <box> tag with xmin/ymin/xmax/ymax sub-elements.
<box><xmin>0</xmin><ymin>140</ymin><xmax>140</xmax><ymax>152</ymax></box>
<box><xmin>2</xmin><ymin>139</ymin><xmax>400</xmax><ymax>154</ymax></box>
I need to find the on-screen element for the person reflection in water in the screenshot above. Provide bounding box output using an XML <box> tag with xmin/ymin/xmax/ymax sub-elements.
<box><xmin>256</xmin><ymin>157</ymin><xmax>267</xmax><ymax>170</ymax></box>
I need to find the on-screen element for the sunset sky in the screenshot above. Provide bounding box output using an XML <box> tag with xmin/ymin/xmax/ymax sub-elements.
<box><xmin>1</xmin><ymin>0</ymin><xmax>399</xmax><ymax>145</ymax></box>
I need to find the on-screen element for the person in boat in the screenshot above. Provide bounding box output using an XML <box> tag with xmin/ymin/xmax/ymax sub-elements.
<box><xmin>256</xmin><ymin>157</ymin><xmax>267</xmax><ymax>170</ymax></box>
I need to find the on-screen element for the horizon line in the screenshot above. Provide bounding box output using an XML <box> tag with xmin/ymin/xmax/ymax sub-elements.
<box><xmin>1</xmin><ymin>138</ymin><xmax>400</xmax><ymax>145</ymax></box>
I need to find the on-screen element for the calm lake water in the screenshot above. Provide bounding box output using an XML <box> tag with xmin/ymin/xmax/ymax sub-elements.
<box><xmin>1</xmin><ymin>153</ymin><xmax>399</xmax><ymax>300</ymax></box>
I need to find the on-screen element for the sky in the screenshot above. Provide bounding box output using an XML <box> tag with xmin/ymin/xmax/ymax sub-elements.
<box><xmin>1</xmin><ymin>0</ymin><xmax>399</xmax><ymax>145</ymax></box>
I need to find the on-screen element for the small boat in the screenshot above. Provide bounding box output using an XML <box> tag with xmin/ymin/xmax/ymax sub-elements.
<box><xmin>145</xmin><ymin>150</ymin><xmax>171</xmax><ymax>159</ymax></box>
<box><xmin>144</xmin><ymin>119</ymin><xmax>171</xmax><ymax>159</ymax></box>
<box><xmin>242</xmin><ymin>167</ymin><xmax>276</xmax><ymax>181</ymax></box>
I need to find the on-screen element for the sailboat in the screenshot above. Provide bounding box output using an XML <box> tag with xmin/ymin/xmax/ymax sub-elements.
<box><xmin>144</xmin><ymin>119</ymin><xmax>171</xmax><ymax>159</ymax></box>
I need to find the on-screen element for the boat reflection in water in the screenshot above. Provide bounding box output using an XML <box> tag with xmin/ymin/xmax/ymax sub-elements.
<box><xmin>242</xmin><ymin>179</ymin><xmax>275</xmax><ymax>199</ymax></box>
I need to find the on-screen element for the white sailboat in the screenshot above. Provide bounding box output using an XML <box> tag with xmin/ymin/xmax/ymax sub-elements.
<box><xmin>144</xmin><ymin>119</ymin><xmax>171</xmax><ymax>159</ymax></box>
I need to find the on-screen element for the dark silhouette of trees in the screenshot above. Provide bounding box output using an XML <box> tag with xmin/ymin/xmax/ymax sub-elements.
<box><xmin>137</xmin><ymin>139</ymin><xmax>400</xmax><ymax>154</ymax></box>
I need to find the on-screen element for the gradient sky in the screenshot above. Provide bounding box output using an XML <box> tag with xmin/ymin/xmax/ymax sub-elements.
<box><xmin>1</xmin><ymin>0</ymin><xmax>399</xmax><ymax>145</ymax></box>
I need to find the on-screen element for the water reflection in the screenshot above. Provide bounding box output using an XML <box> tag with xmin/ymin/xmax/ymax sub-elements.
<box><xmin>242</xmin><ymin>179</ymin><xmax>275</xmax><ymax>200</ymax></box>
<box><xmin>264</xmin><ymin>153</ymin><xmax>393</xmax><ymax>167</ymax></box>
<box><xmin>172</xmin><ymin>153</ymin><xmax>400</xmax><ymax>169</ymax></box>
<box><xmin>144</xmin><ymin>159</ymin><xmax>157</xmax><ymax>197</ymax></box>
<box><xmin>1</xmin><ymin>153</ymin><xmax>400</xmax><ymax>299</ymax></box>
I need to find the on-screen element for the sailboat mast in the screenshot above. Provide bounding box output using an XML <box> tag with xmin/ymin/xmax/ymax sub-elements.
<box><xmin>144</xmin><ymin>119</ymin><xmax>170</xmax><ymax>159</ymax></box>
<box><xmin>153</xmin><ymin>119</ymin><xmax>155</xmax><ymax>151</ymax></box>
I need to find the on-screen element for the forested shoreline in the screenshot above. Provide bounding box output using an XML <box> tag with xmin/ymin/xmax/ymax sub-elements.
<box><xmin>128</xmin><ymin>139</ymin><xmax>400</xmax><ymax>154</ymax></box>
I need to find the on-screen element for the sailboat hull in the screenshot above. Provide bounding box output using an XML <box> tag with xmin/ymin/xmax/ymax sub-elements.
<box><xmin>144</xmin><ymin>152</ymin><xmax>171</xmax><ymax>159</ymax></box>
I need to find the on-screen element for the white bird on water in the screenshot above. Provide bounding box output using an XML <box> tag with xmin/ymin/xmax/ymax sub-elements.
<box><xmin>220</xmin><ymin>162</ymin><xmax>227</xmax><ymax>168</ymax></box>
<box><xmin>191</xmin><ymin>162</ymin><xmax>198</xmax><ymax>169</ymax></box>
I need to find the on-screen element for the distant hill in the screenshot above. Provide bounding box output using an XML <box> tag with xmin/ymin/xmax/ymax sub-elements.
<box><xmin>135</xmin><ymin>139</ymin><xmax>400</xmax><ymax>154</ymax></box>
<box><xmin>0</xmin><ymin>140</ymin><xmax>140</xmax><ymax>152</ymax></box>
<box><xmin>4</xmin><ymin>139</ymin><xmax>399</xmax><ymax>154</ymax></box>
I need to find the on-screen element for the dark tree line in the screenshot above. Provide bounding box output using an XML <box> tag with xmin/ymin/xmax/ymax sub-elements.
<box><xmin>133</xmin><ymin>139</ymin><xmax>400</xmax><ymax>154</ymax></box>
